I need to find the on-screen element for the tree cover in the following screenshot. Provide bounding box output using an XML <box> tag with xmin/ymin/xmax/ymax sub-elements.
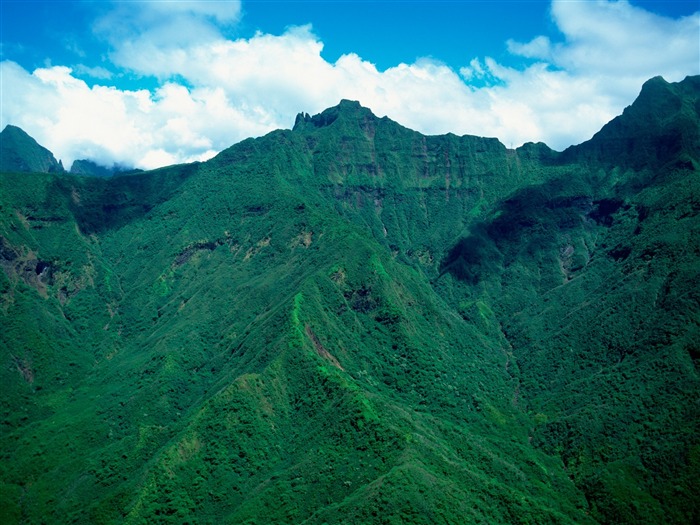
<box><xmin>1</xmin><ymin>75</ymin><xmax>698</xmax><ymax>524</ymax></box>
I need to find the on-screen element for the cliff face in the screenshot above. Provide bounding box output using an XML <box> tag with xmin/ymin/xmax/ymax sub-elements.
<box><xmin>1</xmin><ymin>76</ymin><xmax>698</xmax><ymax>525</ymax></box>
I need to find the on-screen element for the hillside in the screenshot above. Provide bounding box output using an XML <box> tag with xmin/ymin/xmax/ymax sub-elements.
<box><xmin>1</xmin><ymin>75</ymin><xmax>698</xmax><ymax>524</ymax></box>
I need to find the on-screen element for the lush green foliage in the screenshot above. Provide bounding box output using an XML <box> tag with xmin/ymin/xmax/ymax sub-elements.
<box><xmin>1</xmin><ymin>76</ymin><xmax>698</xmax><ymax>524</ymax></box>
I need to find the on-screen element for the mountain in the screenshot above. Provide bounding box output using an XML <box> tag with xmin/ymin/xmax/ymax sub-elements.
<box><xmin>563</xmin><ymin>75</ymin><xmax>700</xmax><ymax>169</ymax></box>
<box><xmin>0</xmin><ymin>127</ymin><xmax>130</xmax><ymax>177</ymax></box>
<box><xmin>0</xmin><ymin>125</ymin><xmax>64</xmax><ymax>173</ymax></box>
<box><xmin>69</xmin><ymin>159</ymin><xmax>115</xmax><ymax>177</ymax></box>
<box><xmin>69</xmin><ymin>159</ymin><xmax>142</xmax><ymax>177</ymax></box>
<box><xmin>1</xmin><ymin>76</ymin><xmax>698</xmax><ymax>524</ymax></box>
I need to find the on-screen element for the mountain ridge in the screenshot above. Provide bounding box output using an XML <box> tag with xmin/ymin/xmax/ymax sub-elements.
<box><xmin>6</xmin><ymin>74</ymin><xmax>698</xmax><ymax>178</ymax></box>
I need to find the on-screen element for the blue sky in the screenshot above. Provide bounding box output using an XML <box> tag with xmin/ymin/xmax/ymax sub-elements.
<box><xmin>1</xmin><ymin>1</ymin><xmax>699</xmax><ymax>169</ymax></box>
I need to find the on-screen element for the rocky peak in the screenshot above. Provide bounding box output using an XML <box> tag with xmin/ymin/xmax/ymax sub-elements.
<box><xmin>293</xmin><ymin>99</ymin><xmax>376</xmax><ymax>131</ymax></box>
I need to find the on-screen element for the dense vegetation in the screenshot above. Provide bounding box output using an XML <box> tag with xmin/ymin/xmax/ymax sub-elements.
<box><xmin>1</xmin><ymin>75</ymin><xmax>698</xmax><ymax>524</ymax></box>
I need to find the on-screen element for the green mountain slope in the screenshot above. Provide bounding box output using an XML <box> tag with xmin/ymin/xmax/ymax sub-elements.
<box><xmin>0</xmin><ymin>125</ymin><xmax>64</xmax><ymax>173</ymax></box>
<box><xmin>1</xmin><ymin>75</ymin><xmax>698</xmax><ymax>524</ymax></box>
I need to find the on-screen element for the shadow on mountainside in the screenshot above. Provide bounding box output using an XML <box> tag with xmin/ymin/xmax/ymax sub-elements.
<box><xmin>439</xmin><ymin>174</ymin><xmax>628</xmax><ymax>284</ymax></box>
<box><xmin>50</xmin><ymin>162</ymin><xmax>200</xmax><ymax>235</ymax></box>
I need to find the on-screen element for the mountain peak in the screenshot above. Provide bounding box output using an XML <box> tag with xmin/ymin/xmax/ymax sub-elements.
<box><xmin>3</xmin><ymin>124</ymin><xmax>27</xmax><ymax>136</ymax></box>
<box><xmin>293</xmin><ymin>99</ymin><xmax>376</xmax><ymax>131</ymax></box>
<box><xmin>1</xmin><ymin>124</ymin><xmax>64</xmax><ymax>173</ymax></box>
<box><xmin>337</xmin><ymin>98</ymin><xmax>363</xmax><ymax>110</ymax></box>
<box><xmin>563</xmin><ymin>74</ymin><xmax>699</xmax><ymax>168</ymax></box>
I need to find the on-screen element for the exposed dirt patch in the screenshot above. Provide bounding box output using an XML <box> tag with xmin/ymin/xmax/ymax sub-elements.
<box><xmin>305</xmin><ymin>324</ymin><xmax>344</xmax><ymax>371</ymax></box>
<box><xmin>12</xmin><ymin>354</ymin><xmax>34</xmax><ymax>384</ymax></box>
<box><xmin>173</xmin><ymin>239</ymin><xmax>223</xmax><ymax>268</ymax></box>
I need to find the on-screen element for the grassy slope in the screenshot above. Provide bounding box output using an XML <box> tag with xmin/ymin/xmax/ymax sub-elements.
<box><xmin>1</xmin><ymin>76</ymin><xmax>698</xmax><ymax>524</ymax></box>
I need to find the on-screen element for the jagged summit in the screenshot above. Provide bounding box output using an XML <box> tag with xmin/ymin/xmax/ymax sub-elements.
<box><xmin>293</xmin><ymin>99</ymin><xmax>378</xmax><ymax>131</ymax></box>
<box><xmin>0</xmin><ymin>124</ymin><xmax>64</xmax><ymax>174</ymax></box>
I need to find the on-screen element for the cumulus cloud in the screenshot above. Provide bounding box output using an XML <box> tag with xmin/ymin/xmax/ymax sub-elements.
<box><xmin>1</xmin><ymin>0</ymin><xmax>698</xmax><ymax>170</ymax></box>
<box><xmin>93</xmin><ymin>0</ymin><xmax>242</xmax><ymax>77</ymax></box>
<box><xmin>0</xmin><ymin>61</ymin><xmax>271</xmax><ymax>169</ymax></box>
<box><xmin>508</xmin><ymin>0</ymin><xmax>699</xmax><ymax>94</ymax></box>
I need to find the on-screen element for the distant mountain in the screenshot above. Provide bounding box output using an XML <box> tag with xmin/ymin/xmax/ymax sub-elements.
<box><xmin>1</xmin><ymin>76</ymin><xmax>698</xmax><ymax>525</ymax></box>
<box><xmin>0</xmin><ymin>125</ymin><xmax>139</xmax><ymax>177</ymax></box>
<box><xmin>69</xmin><ymin>159</ymin><xmax>115</xmax><ymax>177</ymax></box>
<box><xmin>0</xmin><ymin>125</ymin><xmax>64</xmax><ymax>173</ymax></box>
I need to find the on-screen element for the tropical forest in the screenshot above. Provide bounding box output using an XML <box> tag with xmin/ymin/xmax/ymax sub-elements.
<box><xmin>1</xmin><ymin>75</ymin><xmax>699</xmax><ymax>524</ymax></box>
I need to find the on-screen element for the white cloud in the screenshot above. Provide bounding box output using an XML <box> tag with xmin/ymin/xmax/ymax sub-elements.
<box><xmin>549</xmin><ymin>0</ymin><xmax>699</xmax><ymax>77</ymax></box>
<box><xmin>0</xmin><ymin>62</ymin><xmax>266</xmax><ymax>169</ymax></box>
<box><xmin>508</xmin><ymin>0</ymin><xmax>700</xmax><ymax>94</ymax></box>
<box><xmin>507</xmin><ymin>36</ymin><xmax>552</xmax><ymax>60</ymax></box>
<box><xmin>94</xmin><ymin>0</ymin><xmax>241</xmax><ymax>69</ymax></box>
<box><xmin>72</xmin><ymin>64</ymin><xmax>114</xmax><ymax>80</ymax></box>
<box><xmin>1</xmin><ymin>0</ymin><xmax>698</xmax><ymax>170</ymax></box>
